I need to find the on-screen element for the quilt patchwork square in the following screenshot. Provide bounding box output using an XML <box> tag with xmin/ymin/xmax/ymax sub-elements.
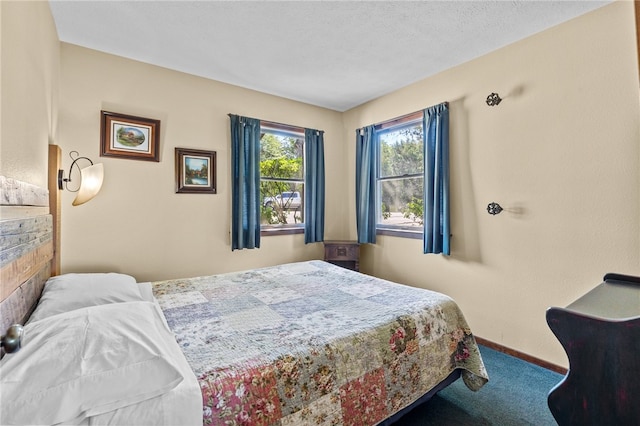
<box><xmin>223</xmin><ymin>305</ymin><xmax>285</xmax><ymax>333</ymax></box>
<box><xmin>210</xmin><ymin>294</ymin><xmax>265</xmax><ymax>316</ymax></box>
<box><xmin>200</xmin><ymin>364</ymin><xmax>281</xmax><ymax>426</ymax></box>
<box><xmin>339</xmin><ymin>368</ymin><xmax>389</xmax><ymax>426</ymax></box>
<box><xmin>156</xmin><ymin>290</ymin><xmax>208</xmax><ymax>309</ymax></box>
<box><xmin>280</xmin><ymin>391</ymin><xmax>342</xmax><ymax>426</ymax></box>
<box><xmin>253</xmin><ymin>287</ymin><xmax>304</xmax><ymax>305</ymax></box>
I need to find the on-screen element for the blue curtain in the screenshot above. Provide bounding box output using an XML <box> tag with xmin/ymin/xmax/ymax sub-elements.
<box><xmin>355</xmin><ymin>125</ymin><xmax>377</xmax><ymax>244</ymax></box>
<box><xmin>304</xmin><ymin>129</ymin><xmax>325</xmax><ymax>243</ymax></box>
<box><xmin>230</xmin><ymin>114</ymin><xmax>261</xmax><ymax>250</ymax></box>
<box><xmin>423</xmin><ymin>103</ymin><xmax>450</xmax><ymax>255</ymax></box>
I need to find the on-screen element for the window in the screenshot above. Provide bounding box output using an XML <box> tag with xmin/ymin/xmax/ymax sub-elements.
<box><xmin>376</xmin><ymin>112</ymin><xmax>423</xmax><ymax>238</ymax></box>
<box><xmin>260</xmin><ymin>123</ymin><xmax>304</xmax><ymax>233</ymax></box>
<box><xmin>355</xmin><ymin>103</ymin><xmax>448</xmax><ymax>251</ymax></box>
<box><xmin>230</xmin><ymin>114</ymin><xmax>325</xmax><ymax>250</ymax></box>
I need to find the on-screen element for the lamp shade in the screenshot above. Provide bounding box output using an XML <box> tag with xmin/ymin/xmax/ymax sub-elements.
<box><xmin>72</xmin><ymin>163</ymin><xmax>104</xmax><ymax>206</ymax></box>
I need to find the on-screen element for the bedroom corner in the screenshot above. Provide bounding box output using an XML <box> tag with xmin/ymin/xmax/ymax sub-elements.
<box><xmin>343</xmin><ymin>1</ymin><xmax>640</xmax><ymax>368</ymax></box>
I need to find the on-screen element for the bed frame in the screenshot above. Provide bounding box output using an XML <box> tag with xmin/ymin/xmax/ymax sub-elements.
<box><xmin>0</xmin><ymin>145</ymin><xmax>61</xmax><ymax>340</ymax></box>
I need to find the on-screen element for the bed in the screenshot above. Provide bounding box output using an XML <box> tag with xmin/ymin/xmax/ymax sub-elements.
<box><xmin>0</xmin><ymin>161</ymin><xmax>488</xmax><ymax>425</ymax></box>
<box><xmin>151</xmin><ymin>260</ymin><xmax>488</xmax><ymax>425</ymax></box>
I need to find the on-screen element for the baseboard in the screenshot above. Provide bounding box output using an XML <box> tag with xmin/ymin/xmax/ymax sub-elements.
<box><xmin>475</xmin><ymin>337</ymin><xmax>567</xmax><ymax>375</ymax></box>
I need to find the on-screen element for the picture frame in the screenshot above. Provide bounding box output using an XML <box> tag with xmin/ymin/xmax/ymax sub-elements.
<box><xmin>175</xmin><ymin>148</ymin><xmax>217</xmax><ymax>194</ymax></box>
<box><xmin>100</xmin><ymin>111</ymin><xmax>160</xmax><ymax>162</ymax></box>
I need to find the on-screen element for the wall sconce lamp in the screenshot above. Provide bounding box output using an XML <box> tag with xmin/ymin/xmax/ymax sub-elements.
<box><xmin>486</xmin><ymin>92</ymin><xmax>502</xmax><ymax>106</ymax></box>
<box><xmin>58</xmin><ymin>151</ymin><xmax>104</xmax><ymax>206</ymax></box>
<box><xmin>1</xmin><ymin>324</ymin><xmax>23</xmax><ymax>354</ymax></box>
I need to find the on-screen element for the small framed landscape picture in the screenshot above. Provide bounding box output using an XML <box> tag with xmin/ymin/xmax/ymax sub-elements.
<box><xmin>175</xmin><ymin>148</ymin><xmax>217</xmax><ymax>194</ymax></box>
<box><xmin>100</xmin><ymin>111</ymin><xmax>160</xmax><ymax>162</ymax></box>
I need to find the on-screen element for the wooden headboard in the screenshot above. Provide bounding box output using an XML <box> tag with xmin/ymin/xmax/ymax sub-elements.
<box><xmin>0</xmin><ymin>145</ymin><xmax>61</xmax><ymax>333</ymax></box>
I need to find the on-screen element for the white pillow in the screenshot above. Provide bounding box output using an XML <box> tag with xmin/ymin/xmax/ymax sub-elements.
<box><xmin>0</xmin><ymin>301</ymin><xmax>184</xmax><ymax>425</ymax></box>
<box><xmin>29</xmin><ymin>273</ymin><xmax>143</xmax><ymax>322</ymax></box>
<box><xmin>137</xmin><ymin>282</ymin><xmax>155</xmax><ymax>302</ymax></box>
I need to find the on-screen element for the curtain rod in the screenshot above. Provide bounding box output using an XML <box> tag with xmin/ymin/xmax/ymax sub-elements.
<box><xmin>365</xmin><ymin>101</ymin><xmax>449</xmax><ymax>130</ymax></box>
<box><xmin>227</xmin><ymin>113</ymin><xmax>322</xmax><ymax>134</ymax></box>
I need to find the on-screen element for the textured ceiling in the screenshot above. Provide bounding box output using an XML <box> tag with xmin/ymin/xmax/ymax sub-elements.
<box><xmin>48</xmin><ymin>1</ymin><xmax>611</xmax><ymax>112</ymax></box>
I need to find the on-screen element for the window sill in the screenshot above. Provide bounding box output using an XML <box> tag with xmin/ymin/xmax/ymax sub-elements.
<box><xmin>376</xmin><ymin>227</ymin><xmax>423</xmax><ymax>240</ymax></box>
<box><xmin>261</xmin><ymin>226</ymin><xmax>304</xmax><ymax>237</ymax></box>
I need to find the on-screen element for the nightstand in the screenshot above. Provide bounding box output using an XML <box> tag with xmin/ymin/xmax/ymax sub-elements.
<box><xmin>323</xmin><ymin>240</ymin><xmax>360</xmax><ymax>271</ymax></box>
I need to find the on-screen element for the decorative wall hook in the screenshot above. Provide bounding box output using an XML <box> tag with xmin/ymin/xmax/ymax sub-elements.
<box><xmin>487</xmin><ymin>202</ymin><xmax>503</xmax><ymax>215</ymax></box>
<box><xmin>486</xmin><ymin>93</ymin><xmax>502</xmax><ymax>106</ymax></box>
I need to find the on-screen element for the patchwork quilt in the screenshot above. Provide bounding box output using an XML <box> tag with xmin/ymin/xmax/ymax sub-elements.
<box><xmin>152</xmin><ymin>260</ymin><xmax>488</xmax><ymax>426</ymax></box>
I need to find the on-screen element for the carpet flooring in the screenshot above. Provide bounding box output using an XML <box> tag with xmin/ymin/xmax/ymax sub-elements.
<box><xmin>395</xmin><ymin>345</ymin><xmax>564</xmax><ymax>425</ymax></box>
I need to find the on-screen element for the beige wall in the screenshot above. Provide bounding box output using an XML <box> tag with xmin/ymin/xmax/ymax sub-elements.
<box><xmin>5</xmin><ymin>1</ymin><xmax>640</xmax><ymax>367</ymax></box>
<box><xmin>0</xmin><ymin>0</ymin><xmax>59</xmax><ymax>189</ymax></box>
<box><xmin>58</xmin><ymin>44</ymin><xmax>346</xmax><ymax>281</ymax></box>
<box><xmin>343</xmin><ymin>1</ymin><xmax>640</xmax><ymax>367</ymax></box>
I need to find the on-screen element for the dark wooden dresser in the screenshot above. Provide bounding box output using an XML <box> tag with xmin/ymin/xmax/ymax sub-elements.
<box><xmin>323</xmin><ymin>240</ymin><xmax>359</xmax><ymax>271</ymax></box>
<box><xmin>546</xmin><ymin>273</ymin><xmax>640</xmax><ymax>425</ymax></box>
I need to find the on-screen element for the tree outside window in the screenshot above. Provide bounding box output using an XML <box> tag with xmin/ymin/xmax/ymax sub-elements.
<box><xmin>377</xmin><ymin>118</ymin><xmax>424</xmax><ymax>231</ymax></box>
<box><xmin>260</xmin><ymin>129</ymin><xmax>304</xmax><ymax>227</ymax></box>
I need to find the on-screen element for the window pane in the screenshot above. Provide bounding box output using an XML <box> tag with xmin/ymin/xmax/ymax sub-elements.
<box><xmin>260</xmin><ymin>133</ymin><xmax>304</xmax><ymax>180</ymax></box>
<box><xmin>260</xmin><ymin>182</ymin><xmax>304</xmax><ymax>225</ymax></box>
<box><xmin>379</xmin><ymin>124</ymin><xmax>423</xmax><ymax>178</ymax></box>
<box><xmin>260</xmin><ymin>129</ymin><xmax>304</xmax><ymax>227</ymax></box>
<box><xmin>379</xmin><ymin>177</ymin><xmax>423</xmax><ymax>227</ymax></box>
